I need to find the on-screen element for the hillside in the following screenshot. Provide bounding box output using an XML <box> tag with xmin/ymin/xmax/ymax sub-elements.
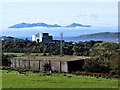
<box><xmin>77</xmin><ymin>32</ymin><xmax>120</xmax><ymax>38</ymax></box>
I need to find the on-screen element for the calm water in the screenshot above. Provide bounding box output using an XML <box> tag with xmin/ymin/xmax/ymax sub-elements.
<box><xmin>54</xmin><ymin>37</ymin><xmax>118</xmax><ymax>42</ymax></box>
<box><xmin>18</xmin><ymin>36</ymin><xmax>118</xmax><ymax>42</ymax></box>
<box><xmin>2</xmin><ymin>25</ymin><xmax>118</xmax><ymax>42</ymax></box>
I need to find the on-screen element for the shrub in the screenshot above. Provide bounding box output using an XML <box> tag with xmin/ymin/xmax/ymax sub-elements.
<box><xmin>43</xmin><ymin>63</ymin><xmax>51</xmax><ymax>72</ymax></box>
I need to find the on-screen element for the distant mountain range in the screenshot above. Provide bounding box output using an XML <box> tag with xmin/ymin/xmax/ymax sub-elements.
<box><xmin>8</xmin><ymin>22</ymin><xmax>91</xmax><ymax>28</ymax></box>
<box><xmin>76</xmin><ymin>32</ymin><xmax>120</xmax><ymax>38</ymax></box>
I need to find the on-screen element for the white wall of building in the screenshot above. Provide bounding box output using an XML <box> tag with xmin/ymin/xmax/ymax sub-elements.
<box><xmin>32</xmin><ymin>35</ymin><xmax>36</xmax><ymax>41</ymax></box>
<box><xmin>39</xmin><ymin>33</ymin><xmax>43</xmax><ymax>42</ymax></box>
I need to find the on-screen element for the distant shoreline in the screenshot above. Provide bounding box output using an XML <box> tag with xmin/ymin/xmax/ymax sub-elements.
<box><xmin>9</xmin><ymin>36</ymin><xmax>118</xmax><ymax>42</ymax></box>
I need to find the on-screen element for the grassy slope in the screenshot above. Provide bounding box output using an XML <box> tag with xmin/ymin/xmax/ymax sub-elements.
<box><xmin>2</xmin><ymin>70</ymin><xmax>118</xmax><ymax>88</ymax></box>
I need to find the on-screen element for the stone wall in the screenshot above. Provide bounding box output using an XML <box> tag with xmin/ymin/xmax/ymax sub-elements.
<box><xmin>9</xmin><ymin>58</ymin><xmax>68</xmax><ymax>72</ymax></box>
<box><xmin>61</xmin><ymin>61</ymin><xmax>68</xmax><ymax>73</ymax></box>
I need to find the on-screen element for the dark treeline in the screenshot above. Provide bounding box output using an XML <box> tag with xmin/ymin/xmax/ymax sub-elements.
<box><xmin>2</xmin><ymin>39</ymin><xmax>102</xmax><ymax>56</ymax></box>
<box><xmin>2</xmin><ymin>38</ymin><xmax>120</xmax><ymax>76</ymax></box>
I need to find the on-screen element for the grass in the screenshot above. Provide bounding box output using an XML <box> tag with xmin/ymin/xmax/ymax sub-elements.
<box><xmin>1</xmin><ymin>70</ymin><xmax>118</xmax><ymax>88</ymax></box>
<box><xmin>4</xmin><ymin>52</ymin><xmax>24</xmax><ymax>57</ymax></box>
<box><xmin>4</xmin><ymin>52</ymin><xmax>44</xmax><ymax>57</ymax></box>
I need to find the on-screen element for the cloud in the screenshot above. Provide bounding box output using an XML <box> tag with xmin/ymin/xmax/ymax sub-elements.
<box><xmin>1</xmin><ymin>0</ymin><xmax>118</xmax><ymax>2</ymax></box>
<box><xmin>75</xmin><ymin>15</ymin><xmax>87</xmax><ymax>18</ymax></box>
<box><xmin>90</xmin><ymin>14</ymin><xmax>98</xmax><ymax>20</ymax></box>
<box><xmin>75</xmin><ymin>14</ymin><xmax>98</xmax><ymax>21</ymax></box>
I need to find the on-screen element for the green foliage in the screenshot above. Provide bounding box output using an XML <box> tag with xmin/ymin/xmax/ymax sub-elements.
<box><xmin>3</xmin><ymin>39</ymin><xmax>119</xmax><ymax>74</ymax></box>
<box><xmin>72</xmin><ymin>41</ymin><xmax>100</xmax><ymax>56</ymax></box>
<box><xmin>43</xmin><ymin>63</ymin><xmax>51</xmax><ymax>72</ymax></box>
<box><xmin>2</xmin><ymin>54</ymin><xmax>12</xmax><ymax>66</ymax></box>
<box><xmin>2</xmin><ymin>39</ymin><xmax>102</xmax><ymax>56</ymax></box>
<box><xmin>83</xmin><ymin>42</ymin><xmax>120</xmax><ymax>74</ymax></box>
<box><xmin>63</xmin><ymin>42</ymin><xmax>74</xmax><ymax>55</ymax></box>
<box><xmin>83</xmin><ymin>59</ymin><xmax>101</xmax><ymax>72</ymax></box>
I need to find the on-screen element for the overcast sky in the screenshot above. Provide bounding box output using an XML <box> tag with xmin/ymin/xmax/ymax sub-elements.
<box><xmin>1</xmin><ymin>1</ymin><xmax>118</xmax><ymax>29</ymax></box>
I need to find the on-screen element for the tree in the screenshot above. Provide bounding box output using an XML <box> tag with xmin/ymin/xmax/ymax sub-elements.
<box><xmin>83</xmin><ymin>59</ymin><xmax>101</xmax><ymax>72</ymax></box>
<box><xmin>2</xmin><ymin>54</ymin><xmax>12</xmax><ymax>66</ymax></box>
<box><xmin>43</xmin><ymin>63</ymin><xmax>51</xmax><ymax>72</ymax></box>
<box><xmin>87</xmin><ymin>42</ymin><xmax>119</xmax><ymax>73</ymax></box>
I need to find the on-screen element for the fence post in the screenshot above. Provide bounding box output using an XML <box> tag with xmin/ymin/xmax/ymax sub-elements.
<box><xmin>25</xmin><ymin>60</ymin><xmax>27</xmax><ymax>69</ymax></box>
<box><xmin>14</xmin><ymin>59</ymin><xmax>16</xmax><ymax>69</ymax></box>
<box><xmin>19</xmin><ymin>59</ymin><xmax>20</xmax><ymax>68</ymax></box>
<box><xmin>49</xmin><ymin>60</ymin><xmax>51</xmax><ymax>71</ymax></box>
<box><xmin>23</xmin><ymin>60</ymin><xmax>25</xmax><ymax>69</ymax></box>
<box><xmin>29</xmin><ymin>60</ymin><xmax>30</xmax><ymax>70</ymax></box>
<box><xmin>10</xmin><ymin>59</ymin><xmax>12</xmax><ymax>68</ymax></box>
<box><xmin>39</xmin><ymin>60</ymin><xmax>40</xmax><ymax>71</ymax></box>
<box><xmin>60</xmin><ymin>61</ymin><xmax>61</xmax><ymax>72</ymax></box>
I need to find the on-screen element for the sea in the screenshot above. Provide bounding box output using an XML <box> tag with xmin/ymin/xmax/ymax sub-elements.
<box><xmin>18</xmin><ymin>36</ymin><xmax>118</xmax><ymax>42</ymax></box>
<box><xmin>2</xmin><ymin>25</ymin><xmax>119</xmax><ymax>42</ymax></box>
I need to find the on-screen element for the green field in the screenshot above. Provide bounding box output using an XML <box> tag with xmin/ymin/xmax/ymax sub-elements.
<box><xmin>4</xmin><ymin>52</ymin><xmax>43</xmax><ymax>57</ymax></box>
<box><xmin>1</xmin><ymin>70</ymin><xmax>118</xmax><ymax>88</ymax></box>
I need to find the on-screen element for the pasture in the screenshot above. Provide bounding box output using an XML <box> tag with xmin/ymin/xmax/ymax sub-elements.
<box><xmin>2</xmin><ymin>70</ymin><xmax>118</xmax><ymax>88</ymax></box>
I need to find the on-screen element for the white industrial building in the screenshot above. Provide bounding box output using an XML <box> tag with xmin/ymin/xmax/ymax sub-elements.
<box><xmin>32</xmin><ymin>33</ymin><xmax>53</xmax><ymax>44</ymax></box>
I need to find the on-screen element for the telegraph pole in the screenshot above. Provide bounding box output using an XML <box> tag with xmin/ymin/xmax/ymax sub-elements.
<box><xmin>60</xmin><ymin>32</ymin><xmax>64</xmax><ymax>56</ymax></box>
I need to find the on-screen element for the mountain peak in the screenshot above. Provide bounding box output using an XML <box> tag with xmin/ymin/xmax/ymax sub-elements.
<box><xmin>66</xmin><ymin>23</ymin><xmax>91</xmax><ymax>27</ymax></box>
<box><xmin>8</xmin><ymin>22</ymin><xmax>91</xmax><ymax>28</ymax></box>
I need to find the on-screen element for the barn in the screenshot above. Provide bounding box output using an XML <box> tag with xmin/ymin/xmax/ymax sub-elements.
<box><xmin>10</xmin><ymin>55</ymin><xmax>90</xmax><ymax>73</ymax></box>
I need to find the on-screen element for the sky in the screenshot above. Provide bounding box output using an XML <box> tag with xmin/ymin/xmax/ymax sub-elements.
<box><xmin>1</xmin><ymin>1</ymin><xmax>118</xmax><ymax>29</ymax></box>
<box><xmin>0</xmin><ymin>0</ymin><xmax>118</xmax><ymax>38</ymax></box>
<box><xmin>0</xmin><ymin>0</ymin><xmax>119</xmax><ymax>2</ymax></box>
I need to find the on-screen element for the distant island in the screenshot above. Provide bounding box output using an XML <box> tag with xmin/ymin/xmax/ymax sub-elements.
<box><xmin>8</xmin><ymin>22</ymin><xmax>91</xmax><ymax>28</ymax></box>
<box><xmin>76</xmin><ymin>32</ymin><xmax>120</xmax><ymax>38</ymax></box>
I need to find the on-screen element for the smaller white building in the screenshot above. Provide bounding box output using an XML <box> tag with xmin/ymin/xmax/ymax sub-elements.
<box><xmin>32</xmin><ymin>35</ymin><xmax>36</xmax><ymax>41</ymax></box>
